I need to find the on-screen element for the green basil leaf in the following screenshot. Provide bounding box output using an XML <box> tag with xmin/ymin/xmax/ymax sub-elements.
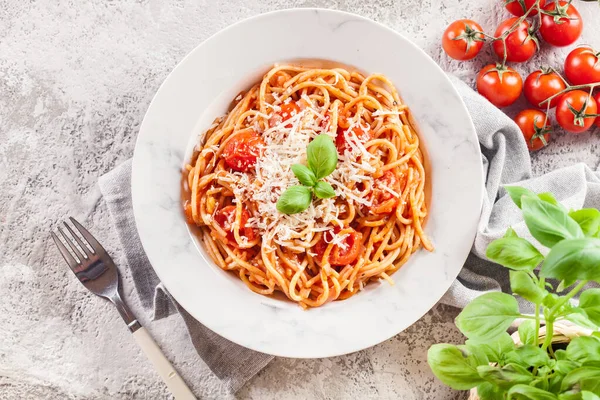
<box><xmin>307</xmin><ymin>134</ymin><xmax>338</xmax><ymax>179</ymax></box>
<box><xmin>570</xmin><ymin>209</ymin><xmax>600</xmax><ymax>237</ymax></box>
<box><xmin>486</xmin><ymin>237</ymin><xmax>544</xmax><ymax>271</ymax></box>
<box><xmin>555</xmin><ymin>360</ymin><xmax>580</xmax><ymax>375</ymax></box>
<box><xmin>504</xmin><ymin>227</ymin><xmax>519</xmax><ymax>238</ymax></box>
<box><xmin>477</xmin><ymin>382</ymin><xmax>506</xmax><ymax>400</ymax></box>
<box><xmin>427</xmin><ymin>344</ymin><xmax>484</xmax><ymax>390</ymax></box>
<box><xmin>291</xmin><ymin>164</ymin><xmax>317</xmax><ymax>187</ymax></box>
<box><xmin>559</xmin><ymin>392</ymin><xmax>583</xmax><ymax>400</ymax></box>
<box><xmin>582</xmin><ymin>392</ymin><xmax>600</xmax><ymax>400</ymax></box>
<box><xmin>459</xmin><ymin>344</ymin><xmax>490</xmax><ymax>368</ymax></box>
<box><xmin>544</xmin><ymin>293</ymin><xmax>560</xmax><ymax>308</ymax></box>
<box><xmin>521</xmin><ymin>196</ymin><xmax>583</xmax><ymax>248</ymax></box>
<box><xmin>540</xmin><ymin>238</ymin><xmax>600</xmax><ymax>282</ymax></box>
<box><xmin>313</xmin><ymin>181</ymin><xmax>335</xmax><ymax>199</ymax></box>
<box><xmin>477</xmin><ymin>363</ymin><xmax>533</xmax><ymax>388</ymax></box>
<box><xmin>506</xmin><ymin>384</ymin><xmax>558</xmax><ymax>400</ymax></box>
<box><xmin>565</xmin><ymin>310</ymin><xmax>599</xmax><ymax>330</ymax></box>
<box><xmin>505</xmin><ymin>344</ymin><xmax>550</xmax><ymax>368</ymax></box>
<box><xmin>561</xmin><ymin>367</ymin><xmax>600</xmax><ymax>394</ymax></box>
<box><xmin>518</xmin><ymin>320</ymin><xmax>537</xmax><ymax>346</ymax></box>
<box><xmin>538</xmin><ymin>192</ymin><xmax>562</xmax><ymax>208</ymax></box>
<box><xmin>455</xmin><ymin>292</ymin><xmax>520</xmax><ymax>341</ymax></box>
<box><xmin>505</xmin><ymin>186</ymin><xmax>537</xmax><ymax>209</ymax></box>
<box><xmin>567</xmin><ymin>336</ymin><xmax>600</xmax><ymax>364</ymax></box>
<box><xmin>555</xmin><ymin>349</ymin><xmax>569</xmax><ymax>360</ymax></box>
<box><xmin>580</xmin><ymin>289</ymin><xmax>600</xmax><ymax>326</ymax></box>
<box><xmin>549</xmin><ymin>373</ymin><xmax>566</xmax><ymax>394</ymax></box>
<box><xmin>467</xmin><ymin>332</ymin><xmax>515</xmax><ymax>364</ymax></box>
<box><xmin>510</xmin><ymin>270</ymin><xmax>547</xmax><ymax>303</ymax></box>
<box><xmin>276</xmin><ymin>185</ymin><xmax>312</xmax><ymax>214</ymax></box>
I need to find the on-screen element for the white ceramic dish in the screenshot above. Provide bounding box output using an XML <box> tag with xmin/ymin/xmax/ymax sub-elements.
<box><xmin>132</xmin><ymin>8</ymin><xmax>483</xmax><ymax>358</ymax></box>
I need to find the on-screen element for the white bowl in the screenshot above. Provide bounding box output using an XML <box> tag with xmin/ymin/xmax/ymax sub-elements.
<box><xmin>132</xmin><ymin>8</ymin><xmax>483</xmax><ymax>358</ymax></box>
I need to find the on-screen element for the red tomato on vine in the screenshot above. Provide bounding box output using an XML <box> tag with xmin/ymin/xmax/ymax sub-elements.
<box><xmin>539</xmin><ymin>1</ymin><xmax>583</xmax><ymax>47</ymax></box>
<box><xmin>477</xmin><ymin>64</ymin><xmax>523</xmax><ymax>108</ymax></box>
<box><xmin>442</xmin><ymin>19</ymin><xmax>485</xmax><ymax>61</ymax></box>
<box><xmin>505</xmin><ymin>0</ymin><xmax>545</xmax><ymax>16</ymax></box>
<box><xmin>555</xmin><ymin>90</ymin><xmax>598</xmax><ymax>133</ymax></box>
<box><xmin>564</xmin><ymin>47</ymin><xmax>600</xmax><ymax>86</ymax></box>
<box><xmin>515</xmin><ymin>109</ymin><xmax>551</xmax><ymax>151</ymax></box>
<box><xmin>524</xmin><ymin>69</ymin><xmax>567</xmax><ymax>109</ymax></box>
<box><xmin>493</xmin><ymin>18</ymin><xmax>538</xmax><ymax>63</ymax></box>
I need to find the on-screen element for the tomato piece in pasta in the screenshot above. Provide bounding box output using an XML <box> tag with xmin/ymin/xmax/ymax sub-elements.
<box><xmin>222</xmin><ymin>130</ymin><xmax>265</xmax><ymax>172</ymax></box>
<box><xmin>213</xmin><ymin>205</ymin><xmax>255</xmax><ymax>246</ymax></box>
<box><xmin>313</xmin><ymin>228</ymin><xmax>363</xmax><ymax>267</ymax></box>
<box><xmin>269</xmin><ymin>102</ymin><xmax>300</xmax><ymax>128</ymax></box>
<box><xmin>371</xmin><ymin>170</ymin><xmax>402</xmax><ymax>214</ymax></box>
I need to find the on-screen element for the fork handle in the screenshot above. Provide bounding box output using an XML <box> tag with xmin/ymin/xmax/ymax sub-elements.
<box><xmin>133</xmin><ymin>327</ymin><xmax>197</xmax><ymax>400</ymax></box>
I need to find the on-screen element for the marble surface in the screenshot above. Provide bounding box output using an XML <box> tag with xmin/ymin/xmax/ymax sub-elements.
<box><xmin>1</xmin><ymin>0</ymin><xmax>599</xmax><ymax>399</ymax></box>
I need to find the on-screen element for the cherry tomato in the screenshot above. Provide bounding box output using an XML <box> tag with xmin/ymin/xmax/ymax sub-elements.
<box><xmin>213</xmin><ymin>205</ymin><xmax>255</xmax><ymax>246</ymax></box>
<box><xmin>336</xmin><ymin>125</ymin><xmax>372</xmax><ymax>154</ymax></box>
<box><xmin>269</xmin><ymin>102</ymin><xmax>301</xmax><ymax>128</ymax></box>
<box><xmin>370</xmin><ymin>170</ymin><xmax>402</xmax><ymax>214</ymax></box>
<box><xmin>524</xmin><ymin>69</ymin><xmax>567</xmax><ymax>109</ymax></box>
<box><xmin>493</xmin><ymin>18</ymin><xmax>537</xmax><ymax>63</ymax></box>
<box><xmin>477</xmin><ymin>64</ymin><xmax>523</xmax><ymax>108</ymax></box>
<box><xmin>564</xmin><ymin>47</ymin><xmax>600</xmax><ymax>86</ymax></box>
<box><xmin>313</xmin><ymin>228</ymin><xmax>363</xmax><ymax>266</ymax></box>
<box><xmin>595</xmin><ymin>92</ymin><xmax>600</xmax><ymax>128</ymax></box>
<box><xmin>540</xmin><ymin>1</ymin><xmax>583</xmax><ymax>47</ymax></box>
<box><xmin>555</xmin><ymin>90</ymin><xmax>598</xmax><ymax>133</ymax></box>
<box><xmin>515</xmin><ymin>109</ymin><xmax>551</xmax><ymax>151</ymax></box>
<box><xmin>505</xmin><ymin>0</ymin><xmax>545</xmax><ymax>16</ymax></box>
<box><xmin>442</xmin><ymin>19</ymin><xmax>485</xmax><ymax>61</ymax></box>
<box><xmin>222</xmin><ymin>130</ymin><xmax>265</xmax><ymax>172</ymax></box>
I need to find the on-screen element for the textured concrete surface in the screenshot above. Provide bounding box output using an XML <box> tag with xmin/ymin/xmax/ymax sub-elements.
<box><xmin>1</xmin><ymin>0</ymin><xmax>599</xmax><ymax>399</ymax></box>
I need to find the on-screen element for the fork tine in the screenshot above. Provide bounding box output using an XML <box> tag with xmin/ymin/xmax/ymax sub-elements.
<box><xmin>63</xmin><ymin>221</ymin><xmax>92</xmax><ymax>258</ymax></box>
<box><xmin>58</xmin><ymin>227</ymin><xmax>85</xmax><ymax>262</ymax></box>
<box><xmin>51</xmin><ymin>232</ymin><xmax>79</xmax><ymax>269</ymax></box>
<box><xmin>69</xmin><ymin>217</ymin><xmax>106</xmax><ymax>255</ymax></box>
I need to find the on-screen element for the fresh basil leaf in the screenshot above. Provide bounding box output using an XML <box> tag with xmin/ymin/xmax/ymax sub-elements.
<box><xmin>518</xmin><ymin>320</ymin><xmax>537</xmax><ymax>346</ymax></box>
<box><xmin>565</xmin><ymin>309</ymin><xmax>599</xmax><ymax>330</ymax></box>
<box><xmin>477</xmin><ymin>363</ymin><xmax>533</xmax><ymax>388</ymax></box>
<box><xmin>540</xmin><ymin>238</ymin><xmax>600</xmax><ymax>283</ymax></box>
<box><xmin>487</xmin><ymin>237</ymin><xmax>544</xmax><ymax>271</ymax></box>
<box><xmin>582</xmin><ymin>391</ymin><xmax>600</xmax><ymax>400</ymax></box>
<box><xmin>455</xmin><ymin>292</ymin><xmax>520</xmax><ymax>341</ymax></box>
<box><xmin>510</xmin><ymin>270</ymin><xmax>547</xmax><ymax>303</ymax></box>
<box><xmin>276</xmin><ymin>185</ymin><xmax>312</xmax><ymax>214</ymax></box>
<box><xmin>477</xmin><ymin>382</ymin><xmax>506</xmax><ymax>400</ymax></box>
<box><xmin>549</xmin><ymin>373</ymin><xmax>566</xmax><ymax>394</ymax></box>
<box><xmin>291</xmin><ymin>164</ymin><xmax>317</xmax><ymax>187</ymax></box>
<box><xmin>313</xmin><ymin>181</ymin><xmax>335</xmax><ymax>199</ymax></box>
<box><xmin>561</xmin><ymin>367</ymin><xmax>600</xmax><ymax>394</ymax></box>
<box><xmin>306</xmin><ymin>134</ymin><xmax>338</xmax><ymax>179</ymax></box>
<box><xmin>427</xmin><ymin>344</ymin><xmax>484</xmax><ymax>390</ymax></box>
<box><xmin>566</xmin><ymin>336</ymin><xmax>600</xmax><ymax>364</ymax></box>
<box><xmin>467</xmin><ymin>332</ymin><xmax>515</xmax><ymax>364</ymax></box>
<box><xmin>544</xmin><ymin>293</ymin><xmax>560</xmax><ymax>308</ymax></box>
<box><xmin>504</xmin><ymin>227</ymin><xmax>518</xmax><ymax>238</ymax></box>
<box><xmin>555</xmin><ymin>349</ymin><xmax>568</xmax><ymax>360</ymax></box>
<box><xmin>506</xmin><ymin>384</ymin><xmax>558</xmax><ymax>400</ymax></box>
<box><xmin>505</xmin><ymin>344</ymin><xmax>550</xmax><ymax>368</ymax></box>
<box><xmin>555</xmin><ymin>360</ymin><xmax>580</xmax><ymax>375</ymax></box>
<box><xmin>505</xmin><ymin>186</ymin><xmax>537</xmax><ymax>209</ymax></box>
<box><xmin>559</xmin><ymin>392</ymin><xmax>583</xmax><ymax>400</ymax></box>
<box><xmin>459</xmin><ymin>344</ymin><xmax>489</xmax><ymax>368</ymax></box>
<box><xmin>580</xmin><ymin>289</ymin><xmax>600</xmax><ymax>326</ymax></box>
<box><xmin>538</xmin><ymin>192</ymin><xmax>562</xmax><ymax>208</ymax></box>
<box><xmin>521</xmin><ymin>196</ymin><xmax>583</xmax><ymax>248</ymax></box>
<box><xmin>570</xmin><ymin>209</ymin><xmax>600</xmax><ymax>237</ymax></box>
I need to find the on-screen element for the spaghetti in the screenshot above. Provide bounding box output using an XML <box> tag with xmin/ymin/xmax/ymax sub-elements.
<box><xmin>183</xmin><ymin>64</ymin><xmax>433</xmax><ymax>308</ymax></box>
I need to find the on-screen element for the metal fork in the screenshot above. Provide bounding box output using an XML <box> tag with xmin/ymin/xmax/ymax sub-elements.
<box><xmin>52</xmin><ymin>217</ymin><xmax>196</xmax><ymax>400</ymax></box>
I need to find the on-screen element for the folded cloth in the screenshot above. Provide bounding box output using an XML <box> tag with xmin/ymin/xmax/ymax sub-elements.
<box><xmin>441</xmin><ymin>76</ymin><xmax>600</xmax><ymax>310</ymax></box>
<box><xmin>98</xmin><ymin>160</ymin><xmax>273</xmax><ymax>394</ymax></box>
<box><xmin>98</xmin><ymin>75</ymin><xmax>600</xmax><ymax>394</ymax></box>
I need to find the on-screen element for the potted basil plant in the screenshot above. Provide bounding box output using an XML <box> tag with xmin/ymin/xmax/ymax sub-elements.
<box><xmin>427</xmin><ymin>186</ymin><xmax>600</xmax><ymax>400</ymax></box>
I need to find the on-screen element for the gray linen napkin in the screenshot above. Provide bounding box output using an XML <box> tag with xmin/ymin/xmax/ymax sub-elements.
<box><xmin>98</xmin><ymin>161</ymin><xmax>273</xmax><ymax>393</ymax></box>
<box><xmin>98</xmin><ymin>76</ymin><xmax>600</xmax><ymax>393</ymax></box>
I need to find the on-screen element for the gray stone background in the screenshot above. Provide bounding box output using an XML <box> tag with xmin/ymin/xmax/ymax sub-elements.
<box><xmin>1</xmin><ymin>0</ymin><xmax>599</xmax><ymax>399</ymax></box>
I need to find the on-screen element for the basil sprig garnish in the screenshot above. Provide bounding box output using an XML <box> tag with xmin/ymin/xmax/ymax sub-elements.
<box><xmin>276</xmin><ymin>134</ymin><xmax>338</xmax><ymax>215</ymax></box>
